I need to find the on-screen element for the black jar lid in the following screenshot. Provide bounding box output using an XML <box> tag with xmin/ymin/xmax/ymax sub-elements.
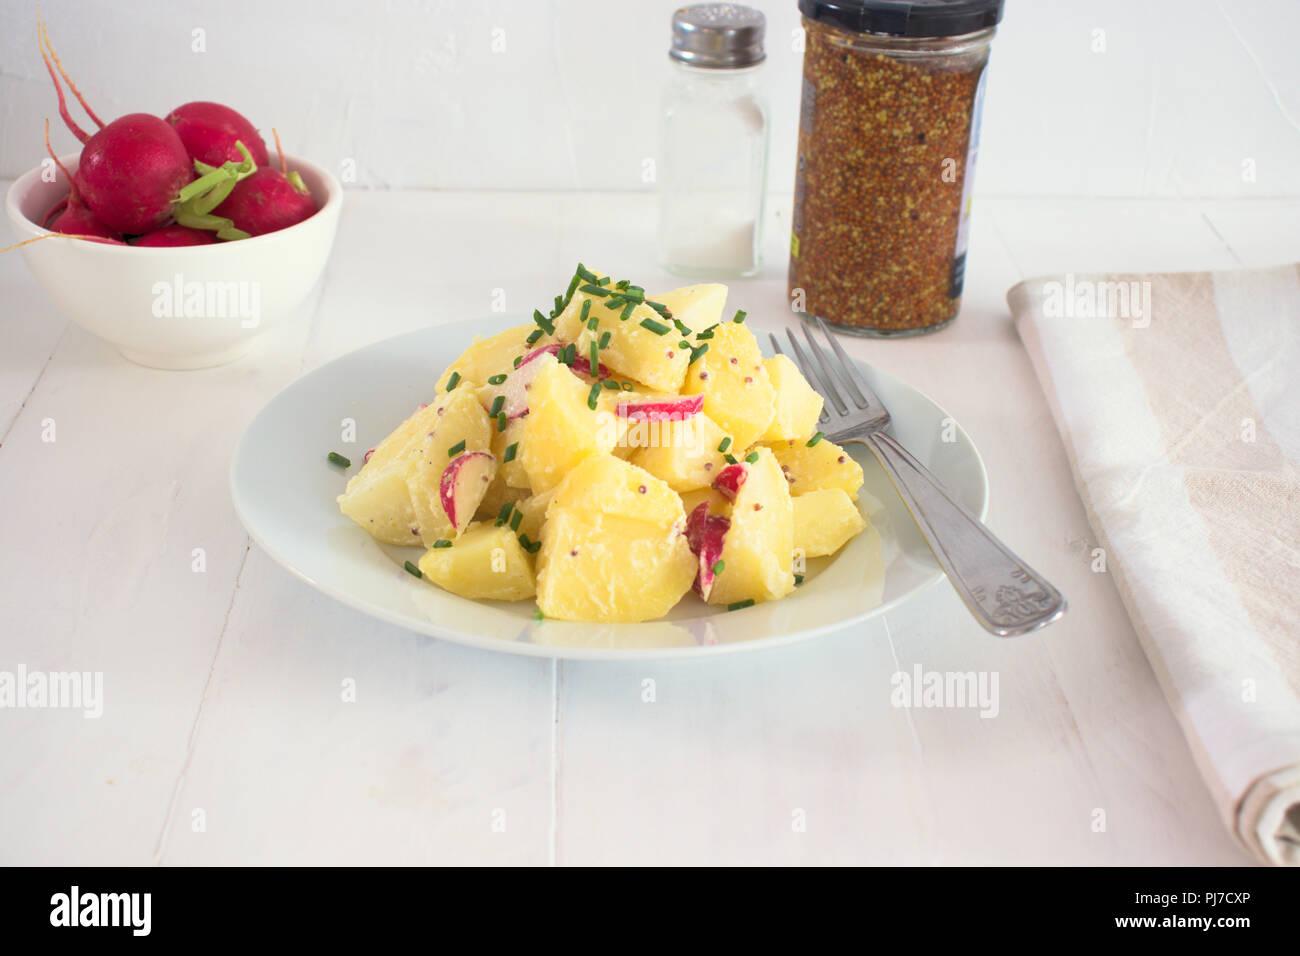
<box><xmin>798</xmin><ymin>0</ymin><xmax>1004</xmax><ymax>38</ymax></box>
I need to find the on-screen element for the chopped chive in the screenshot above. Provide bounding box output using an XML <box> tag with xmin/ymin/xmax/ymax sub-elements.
<box><xmin>697</xmin><ymin>324</ymin><xmax>717</xmax><ymax>339</ymax></box>
<box><xmin>327</xmin><ymin>451</ymin><xmax>351</xmax><ymax>467</ymax></box>
<box><xmin>533</xmin><ymin>607</ymin><xmax>545</xmax><ymax>621</ymax></box>
<box><xmin>733</xmin><ymin>310</ymin><xmax>747</xmax><ymax>324</ymax></box>
<box><xmin>672</xmin><ymin>318</ymin><xmax>693</xmax><ymax>336</ymax></box>
<box><xmin>806</xmin><ymin>431</ymin><xmax>825</xmax><ymax>447</ymax></box>
<box><xmin>509</xmin><ymin>509</ymin><xmax>523</xmax><ymax>531</ymax></box>
<box><xmin>497</xmin><ymin>411</ymin><xmax>508</xmax><ymax>432</ymax></box>
<box><xmin>552</xmin><ymin>294</ymin><xmax>564</xmax><ymax>317</ymax></box>
<box><xmin>795</xmin><ymin>573</ymin><xmax>805</xmax><ymax>586</ymax></box>
<box><xmin>602</xmin><ymin>379</ymin><xmax>620</xmax><ymax>390</ymax></box>
<box><xmin>514</xmin><ymin>355</ymin><xmax>524</xmax><ymax>368</ymax></box>
<box><xmin>446</xmin><ymin>371</ymin><xmax>461</xmax><ymax>390</ymax></box>
<box><xmin>711</xmin><ymin>560</ymin><xmax>725</xmax><ymax>575</ymax></box>
<box><xmin>589</xmin><ymin>341</ymin><xmax>599</xmax><ymax>371</ymax></box>
<box><xmin>575</xmin><ymin>263</ymin><xmax>598</xmax><ymax>283</ymax></box>
<box><xmin>533</xmin><ymin>309</ymin><xmax>555</xmax><ymax>335</ymax></box>
<box><xmin>688</xmin><ymin>343</ymin><xmax>710</xmax><ymax>364</ymax></box>
<box><xmin>615</xmin><ymin>278</ymin><xmax>629</xmax><ymax>291</ymax></box>
<box><xmin>447</xmin><ymin>440</ymin><xmax>466</xmax><ymax>456</ymax></box>
<box><xmin>525</xmin><ymin>328</ymin><xmax>544</xmax><ymax>346</ymax></box>
<box><xmin>518</xmin><ymin>532</ymin><xmax>536</xmax><ymax>551</ymax></box>
<box><xmin>587</xmin><ymin>382</ymin><xmax>602</xmax><ymax>410</ymax></box>
<box><xmin>621</xmin><ymin>381</ymin><xmax>634</xmax><ymax>391</ymax></box>
<box><xmin>724</xmin><ymin>453</ymin><xmax>738</xmax><ymax>464</ymax></box>
<box><xmin>503</xmin><ymin>442</ymin><xmax>518</xmax><ymax>463</ymax></box>
<box><xmin>727</xmin><ymin>599</ymin><xmax>755</xmax><ymax>611</ymax></box>
<box><xmin>598</xmin><ymin>331</ymin><xmax>611</xmax><ymax>348</ymax></box>
<box><xmin>489</xmin><ymin>395</ymin><xmax>505</xmax><ymax>417</ymax></box>
<box><xmin>620</xmin><ymin>299</ymin><xmax>636</xmax><ymax>320</ymax></box>
<box><xmin>639</xmin><ymin>318</ymin><xmax>671</xmax><ymax>335</ymax></box>
<box><xmin>488</xmin><ymin>373</ymin><xmax>508</xmax><ymax>385</ymax></box>
<box><xmin>432</xmin><ymin>539</ymin><xmax>453</xmax><ymax>549</ymax></box>
<box><xmin>564</xmin><ymin>270</ymin><xmax>582</xmax><ymax>304</ymax></box>
<box><xmin>717</xmin><ymin>437</ymin><xmax>732</xmax><ymax>453</ymax></box>
<box><xmin>579</xmin><ymin>283</ymin><xmax>609</xmax><ymax>297</ymax></box>
<box><xmin>596</xmin><ymin>276</ymin><xmax>610</xmax><ymax>287</ymax></box>
<box><xmin>647</xmin><ymin>300</ymin><xmax>670</xmax><ymax>316</ymax></box>
<box><xmin>678</xmin><ymin>340</ymin><xmax>690</xmax><ymax>349</ymax></box>
<box><xmin>745</xmin><ymin>451</ymin><xmax>759</xmax><ymax>463</ymax></box>
<box><xmin>587</xmin><ymin>316</ymin><xmax>600</xmax><ymax>332</ymax></box>
<box><xmin>528</xmin><ymin>540</ymin><xmax>541</xmax><ymax>553</ymax></box>
<box><xmin>404</xmin><ymin>560</ymin><xmax>423</xmax><ymax>578</ymax></box>
<box><xmin>495</xmin><ymin>502</ymin><xmax>515</xmax><ymax>526</ymax></box>
<box><xmin>580</xmin><ymin>299</ymin><xmax>591</xmax><ymax>322</ymax></box>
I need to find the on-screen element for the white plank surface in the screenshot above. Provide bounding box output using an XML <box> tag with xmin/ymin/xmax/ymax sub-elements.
<box><xmin>0</xmin><ymin>190</ymin><xmax>1276</xmax><ymax>865</ymax></box>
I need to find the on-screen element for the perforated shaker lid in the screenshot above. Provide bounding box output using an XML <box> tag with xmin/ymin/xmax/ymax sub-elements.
<box><xmin>670</xmin><ymin>4</ymin><xmax>767</xmax><ymax>68</ymax></box>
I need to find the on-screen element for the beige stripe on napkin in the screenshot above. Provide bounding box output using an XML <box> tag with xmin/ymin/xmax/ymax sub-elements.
<box><xmin>1009</xmin><ymin>263</ymin><xmax>1300</xmax><ymax>866</ymax></box>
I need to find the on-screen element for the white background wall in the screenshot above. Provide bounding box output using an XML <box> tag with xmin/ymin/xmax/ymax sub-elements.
<box><xmin>1</xmin><ymin>0</ymin><xmax>1297</xmax><ymax>197</ymax></box>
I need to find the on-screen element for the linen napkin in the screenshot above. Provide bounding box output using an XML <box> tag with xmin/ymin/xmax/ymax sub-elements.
<box><xmin>1008</xmin><ymin>264</ymin><xmax>1300</xmax><ymax>866</ymax></box>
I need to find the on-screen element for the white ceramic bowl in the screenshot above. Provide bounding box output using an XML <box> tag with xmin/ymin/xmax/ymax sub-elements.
<box><xmin>5</xmin><ymin>152</ymin><xmax>342</xmax><ymax>369</ymax></box>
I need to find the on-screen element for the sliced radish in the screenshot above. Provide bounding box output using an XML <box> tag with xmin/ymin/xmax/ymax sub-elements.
<box><xmin>685</xmin><ymin>502</ymin><xmax>730</xmax><ymax>600</ymax></box>
<box><xmin>479</xmin><ymin>351</ymin><xmax>558</xmax><ymax>420</ymax></box>
<box><xmin>615</xmin><ymin>394</ymin><xmax>704</xmax><ymax>422</ymax></box>
<box><xmin>439</xmin><ymin>451</ymin><xmax>497</xmax><ymax>534</ymax></box>
<box><xmin>712</xmin><ymin>462</ymin><xmax>748</xmax><ymax>502</ymax></box>
<box><xmin>525</xmin><ymin>343</ymin><xmax>609</xmax><ymax>379</ymax></box>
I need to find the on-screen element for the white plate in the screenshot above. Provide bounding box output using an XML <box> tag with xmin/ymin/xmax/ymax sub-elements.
<box><xmin>231</xmin><ymin>317</ymin><xmax>989</xmax><ymax>659</ymax></box>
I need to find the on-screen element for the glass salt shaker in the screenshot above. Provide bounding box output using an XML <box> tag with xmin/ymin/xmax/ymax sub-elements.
<box><xmin>658</xmin><ymin>4</ymin><xmax>769</xmax><ymax>278</ymax></box>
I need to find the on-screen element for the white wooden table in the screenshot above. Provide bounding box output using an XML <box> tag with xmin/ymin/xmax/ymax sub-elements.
<box><xmin>4</xmin><ymin>191</ymin><xmax>1293</xmax><ymax>865</ymax></box>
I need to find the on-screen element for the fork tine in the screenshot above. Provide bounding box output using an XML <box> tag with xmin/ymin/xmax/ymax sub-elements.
<box><xmin>789</xmin><ymin>327</ymin><xmax>847</xmax><ymax>416</ymax></box>
<box><xmin>812</xmin><ymin>316</ymin><xmax>871</xmax><ymax>407</ymax></box>
<box><xmin>799</xmin><ymin>323</ymin><xmax>859</xmax><ymax>415</ymax></box>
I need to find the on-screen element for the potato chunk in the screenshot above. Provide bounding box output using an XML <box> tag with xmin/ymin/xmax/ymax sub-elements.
<box><xmin>518</xmin><ymin>359</ymin><xmax>611</xmax><ymax>493</ymax></box>
<box><xmin>681</xmin><ymin>321</ymin><xmax>775</xmax><ymax>450</ymax></box>
<box><xmin>629</xmin><ymin>412</ymin><xmax>732</xmax><ymax>492</ymax></box>
<box><xmin>706</xmin><ymin>447</ymin><xmax>795</xmax><ymax>606</ymax></box>
<box><xmin>764</xmin><ymin>436</ymin><xmax>864</xmax><ymax>500</ymax></box>
<box><xmin>536</xmin><ymin>456</ymin><xmax>694</xmax><ymax>621</ymax></box>
<box><xmin>793</xmin><ymin>488</ymin><xmax>867</xmax><ymax>557</ymax></box>
<box><xmin>648</xmin><ymin>283</ymin><xmax>728</xmax><ymax>331</ymax></box>
<box><xmin>338</xmin><ymin>390</ymin><xmax>489</xmax><ymax>546</ymax></box>
<box><xmin>435</xmin><ymin>324</ymin><xmax>540</xmax><ymax>394</ymax></box>
<box><xmin>761</xmin><ymin>354</ymin><xmax>823</xmax><ymax>442</ymax></box>
<box><xmin>418</xmin><ymin>523</ymin><xmax>536</xmax><ymax>601</ymax></box>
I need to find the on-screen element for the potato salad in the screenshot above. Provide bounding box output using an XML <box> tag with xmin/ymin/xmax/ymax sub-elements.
<box><xmin>337</xmin><ymin>266</ymin><xmax>870</xmax><ymax>622</ymax></box>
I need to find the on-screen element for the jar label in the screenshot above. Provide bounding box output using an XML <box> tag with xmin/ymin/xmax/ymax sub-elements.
<box><xmin>950</xmin><ymin>64</ymin><xmax>989</xmax><ymax>299</ymax></box>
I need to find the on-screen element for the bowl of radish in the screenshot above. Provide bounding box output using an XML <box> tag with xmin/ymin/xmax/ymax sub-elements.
<box><xmin>3</xmin><ymin>17</ymin><xmax>342</xmax><ymax>369</ymax></box>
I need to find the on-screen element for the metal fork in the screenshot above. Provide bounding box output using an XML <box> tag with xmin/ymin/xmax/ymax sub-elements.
<box><xmin>772</xmin><ymin>317</ymin><xmax>1066</xmax><ymax>637</ymax></box>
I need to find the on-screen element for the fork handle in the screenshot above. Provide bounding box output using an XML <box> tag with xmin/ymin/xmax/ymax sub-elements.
<box><xmin>853</xmin><ymin>431</ymin><xmax>1067</xmax><ymax>637</ymax></box>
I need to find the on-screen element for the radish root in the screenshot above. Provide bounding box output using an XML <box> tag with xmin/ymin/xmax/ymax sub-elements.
<box><xmin>40</xmin><ymin>20</ymin><xmax>105</xmax><ymax>130</ymax></box>
<box><xmin>36</xmin><ymin>10</ymin><xmax>89</xmax><ymax>144</ymax></box>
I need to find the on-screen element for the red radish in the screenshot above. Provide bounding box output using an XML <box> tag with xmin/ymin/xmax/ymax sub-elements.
<box><xmin>164</xmin><ymin>101</ymin><xmax>269</xmax><ymax>167</ymax></box>
<box><xmin>523</xmin><ymin>342</ymin><xmax>609</xmax><ymax>379</ymax></box>
<box><xmin>685</xmin><ymin>502</ymin><xmax>730</xmax><ymax>599</ymax></box>
<box><xmin>211</xmin><ymin>167</ymin><xmax>317</xmax><ymax>237</ymax></box>
<box><xmin>478</xmin><ymin>349</ymin><xmax>556</xmax><ymax>419</ymax></box>
<box><xmin>49</xmin><ymin>205</ymin><xmax>124</xmax><ymax>243</ymax></box>
<box><xmin>39</xmin><ymin>119</ymin><xmax>122</xmax><ymax>243</ymax></box>
<box><xmin>133</xmin><ymin>225</ymin><xmax>218</xmax><ymax>247</ymax></box>
<box><xmin>713</xmin><ymin>462</ymin><xmax>748</xmax><ymax>502</ymax></box>
<box><xmin>41</xmin><ymin>198</ymin><xmax>68</xmax><ymax>228</ymax></box>
<box><xmin>75</xmin><ymin>113</ymin><xmax>196</xmax><ymax>234</ymax></box>
<box><xmin>616</xmin><ymin>394</ymin><xmax>704</xmax><ymax>422</ymax></box>
<box><xmin>439</xmin><ymin>451</ymin><xmax>497</xmax><ymax>534</ymax></box>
